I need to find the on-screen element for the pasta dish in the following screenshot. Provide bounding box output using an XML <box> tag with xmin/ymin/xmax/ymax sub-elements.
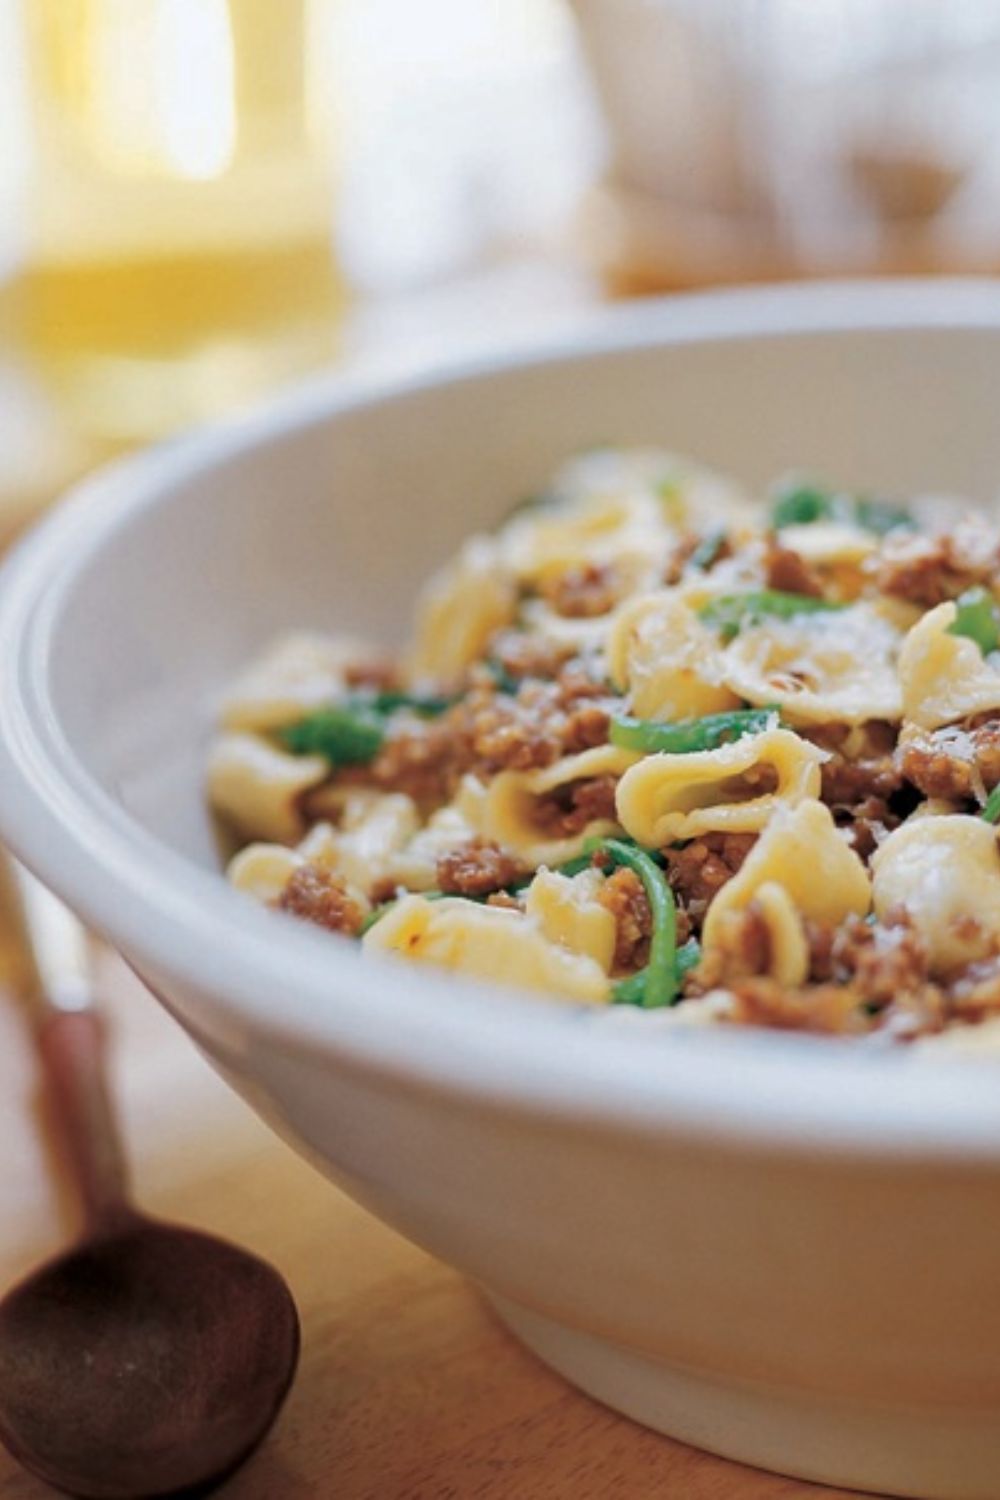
<box><xmin>207</xmin><ymin>449</ymin><xmax>1000</xmax><ymax>1044</ymax></box>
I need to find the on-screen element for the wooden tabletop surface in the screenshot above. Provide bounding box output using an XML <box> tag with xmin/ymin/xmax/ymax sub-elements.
<box><xmin>0</xmin><ymin>937</ymin><xmax>877</xmax><ymax>1500</ymax></box>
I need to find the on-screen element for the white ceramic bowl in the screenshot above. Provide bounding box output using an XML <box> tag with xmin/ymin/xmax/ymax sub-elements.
<box><xmin>4</xmin><ymin>283</ymin><xmax>1000</xmax><ymax>1500</ymax></box>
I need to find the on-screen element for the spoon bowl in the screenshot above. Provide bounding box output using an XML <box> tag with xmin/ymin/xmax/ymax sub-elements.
<box><xmin>0</xmin><ymin>1214</ymin><xmax>299</xmax><ymax>1500</ymax></box>
<box><xmin>0</xmin><ymin>862</ymin><xmax>300</xmax><ymax>1497</ymax></box>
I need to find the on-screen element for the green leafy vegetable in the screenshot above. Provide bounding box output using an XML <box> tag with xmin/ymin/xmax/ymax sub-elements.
<box><xmin>280</xmin><ymin>703</ymin><xmax>385</xmax><ymax>765</ymax></box>
<box><xmin>280</xmin><ymin>689</ymin><xmax>454</xmax><ymax>768</ymax></box>
<box><xmin>769</xmin><ymin>480</ymin><xmax>914</xmax><ymax>537</ymax></box>
<box><xmin>610</xmin><ymin>707</ymin><xmax>778</xmax><ymax>756</ymax></box>
<box><xmin>483</xmin><ymin>658</ymin><xmax>522</xmax><ymax>695</ymax></box>
<box><xmin>770</xmin><ymin>483</ymin><xmax>834</xmax><ymax>529</ymax></box>
<box><xmin>850</xmin><ymin>496</ymin><xmax>917</xmax><ymax>537</ymax></box>
<box><xmin>612</xmin><ymin>938</ymin><xmax>700</xmax><ymax>1006</ymax></box>
<box><xmin>367</xmin><ymin>689</ymin><xmax>456</xmax><ymax>716</ymax></box>
<box><xmin>948</xmin><ymin>586</ymin><xmax>1000</xmax><ymax>657</ymax></box>
<box><xmin>698</xmin><ymin>590</ymin><xmax>845</xmax><ymax>642</ymax></box>
<box><xmin>981</xmin><ymin>786</ymin><xmax>1000</xmax><ymax>825</ymax></box>
<box><xmin>688</xmin><ymin>528</ymin><xmax>727</xmax><ymax>571</ymax></box>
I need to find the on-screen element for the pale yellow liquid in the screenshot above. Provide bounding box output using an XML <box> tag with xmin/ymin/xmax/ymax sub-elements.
<box><xmin>17</xmin><ymin>0</ymin><xmax>345</xmax><ymax>446</ymax></box>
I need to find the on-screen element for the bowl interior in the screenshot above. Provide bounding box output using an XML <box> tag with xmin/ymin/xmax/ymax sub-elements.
<box><xmin>43</xmin><ymin>300</ymin><xmax>1000</xmax><ymax>872</ymax></box>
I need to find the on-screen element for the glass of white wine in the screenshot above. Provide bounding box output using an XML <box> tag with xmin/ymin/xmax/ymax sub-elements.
<box><xmin>17</xmin><ymin>0</ymin><xmax>344</xmax><ymax>450</ymax></box>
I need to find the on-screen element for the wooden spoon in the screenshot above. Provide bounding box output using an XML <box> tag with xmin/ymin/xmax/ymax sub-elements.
<box><xmin>0</xmin><ymin>861</ymin><xmax>300</xmax><ymax>1499</ymax></box>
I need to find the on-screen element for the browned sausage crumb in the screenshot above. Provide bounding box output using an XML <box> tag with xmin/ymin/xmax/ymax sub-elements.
<box><xmin>328</xmin><ymin>661</ymin><xmax>616</xmax><ymax>807</ymax></box>
<box><xmin>661</xmin><ymin>834</ymin><xmax>756</xmax><ymax>925</ymax></box>
<box><xmin>948</xmin><ymin>953</ymin><xmax>1000</xmax><ymax>1020</ymax></box>
<box><xmin>276</xmin><ymin>865</ymin><xmax>364</xmax><ymax>936</ymax></box>
<box><xmin>874</xmin><ymin>523</ymin><xmax>1000</xmax><ymax>606</ymax></box>
<box><xmin>688</xmin><ymin>908</ymin><xmax>947</xmax><ymax>1037</ymax></box>
<box><xmin>897</xmin><ymin>716</ymin><xmax>1000</xmax><ymax>801</ymax></box>
<box><xmin>597</xmin><ymin>867</ymin><xmax>652</xmax><ymax>970</ymax></box>
<box><xmin>764</xmin><ymin>539</ymin><xmax>824</xmax><ymax>597</ymax></box>
<box><xmin>806</xmin><ymin>720</ymin><xmax>903</xmax><ymax>805</ymax></box>
<box><xmin>486</xmin><ymin>630</ymin><xmax>573</xmax><ymax>682</ymax></box>
<box><xmin>533</xmin><ymin>775</ymin><xmax>619</xmax><ymax>838</ymax></box>
<box><xmin>541</xmin><ymin>562</ymin><xmax>620</xmax><ymax>618</ymax></box>
<box><xmin>436</xmin><ymin>839</ymin><xmax>523</xmax><ymax>897</ymax></box>
<box><xmin>343</xmin><ymin>659</ymin><xmax>402</xmax><ymax>691</ymax></box>
<box><xmin>727</xmin><ymin>979</ymin><xmax>869</xmax><ymax>1035</ymax></box>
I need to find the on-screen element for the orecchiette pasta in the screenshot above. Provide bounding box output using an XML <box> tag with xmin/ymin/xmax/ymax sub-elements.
<box><xmin>703</xmin><ymin>799</ymin><xmax>871</xmax><ymax>951</ymax></box>
<box><xmin>410</xmin><ymin>537</ymin><xmax>517</xmax><ymax>685</ymax></box>
<box><xmin>523</xmin><ymin>868</ymin><xmax>617</xmax><ymax>974</ymax></box>
<box><xmin>871</xmin><ymin>816</ymin><xmax>1000</xmax><ymax>972</ymax></box>
<box><xmin>228</xmin><ymin>841</ymin><xmax>304</xmax><ymax>903</ymax></box>
<box><xmin>500</xmin><ymin>488</ymin><xmax>669</xmax><ymax>596</ymax></box>
<box><xmin>615</xmin><ymin>727</ymin><xmax>824</xmax><ymax>844</ymax></box>
<box><xmin>898</xmin><ymin>601</ymin><xmax>1000</xmax><ymax>731</ymax></box>
<box><xmin>220</xmin><ymin>631</ymin><xmax>378</xmax><ymax>732</ymax></box>
<box><xmin>607</xmin><ymin>593</ymin><xmax>741</xmax><ymax>721</ymax></box>
<box><xmin>363</xmin><ymin>894</ymin><xmax>610</xmax><ymax>1003</ymax></box>
<box><xmin>207</xmin><ymin>732</ymin><xmax>328</xmax><ymax>844</ymax></box>
<box><xmin>467</xmin><ymin>745</ymin><xmax>640</xmax><ymax>867</ymax></box>
<box><xmin>208</xmin><ymin>446</ymin><xmax>1000</xmax><ymax>1047</ymax></box>
<box><xmin>718</xmin><ymin>602</ymin><xmax>905</xmax><ymax>725</ymax></box>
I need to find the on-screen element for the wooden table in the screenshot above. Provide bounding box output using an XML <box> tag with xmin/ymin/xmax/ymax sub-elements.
<box><xmin>0</xmin><ymin>941</ymin><xmax>876</xmax><ymax>1500</ymax></box>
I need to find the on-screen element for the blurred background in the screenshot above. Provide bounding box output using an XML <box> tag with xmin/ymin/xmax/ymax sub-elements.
<box><xmin>3</xmin><ymin>0</ymin><xmax>1000</xmax><ymax>540</ymax></box>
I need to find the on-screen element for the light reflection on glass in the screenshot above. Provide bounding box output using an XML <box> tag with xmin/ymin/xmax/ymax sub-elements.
<box><xmin>152</xmin><ymin>0</ymin><xmax>236</xmax><ymax>181</ymax></box>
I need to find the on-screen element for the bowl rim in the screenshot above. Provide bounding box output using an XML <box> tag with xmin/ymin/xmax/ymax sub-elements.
<box><xmin>5</xmin><ymin>277</ymin><xmax>1000</xmax><ymax>1157</ymax></box>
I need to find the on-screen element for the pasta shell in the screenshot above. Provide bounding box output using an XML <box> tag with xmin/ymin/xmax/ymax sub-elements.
<box><xmin>207</xmin><ymin>732</ymin><xmax>328</xmax><ymax>844</ymax></box>
<box><xmin>703</xmin><ymin>798</ymin><xmax>871</xmax><ymax>952</ymax></box>
<box><xmin>899</xmin><ymin>601</ymin><xmax>1000</xmax><ymax>731</ymax></box>
<box><xmin>469</xmin><ymin>744</ymin><xmax>640</xmax><ymax>866</ymax></box>
<box><xmin>228</xmin><ymin>842</ymin><xmax>304</xmax><ymax>903</ymax></box>
<box><xmin>720</xmin><ymin>601</ymin><xmax>904</xmax><ymax>726</ymax></box>
<box><xmin>615</xmin><ymin>727</ymin><xmax>824</xmax><ymax>844</ymax></box>
<box><xmin>364</xmin><ymin>894</ymin><xmax>610</xmax><ymax>1003</ymax></box>
<box><xmin>523</xmin><ymin>868</ymin><xmax>617</xmax><ymax>973</ymax></box>
<box><xmin>607</xmin><ymin>592</ymin><xmax>741</xmax><ymax>720</ymax></box>
<box><xmin>219</xmin><ymin>631</ymin><xmax>376</xmax><ymax>732</ymax></box>
<box><xmin>409</xmin><ymin>537</ymin><xmax>517</xmax><ymax>685</ymax></box>
<box><xmin>871</xmin><ymin>815</ymin><xmax>1000</xmax><ymax>972</ymax></box>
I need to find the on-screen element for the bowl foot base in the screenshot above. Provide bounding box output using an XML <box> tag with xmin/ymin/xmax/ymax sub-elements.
<box><xmin>489</xmin><ymin>1294</ymin><xmax>1000</xmax><ymax>1500</ymax></box>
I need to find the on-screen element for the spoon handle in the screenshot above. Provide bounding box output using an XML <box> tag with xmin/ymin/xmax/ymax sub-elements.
<box><xmin>37</xmin><ymin>1009</ymin><xmax>131</xmax><ymax>1233</ymax></box>
<box><xmin>3</xmin><ymin>858</ymin><xmax>131</xmax><ymax>1233</ymax></box>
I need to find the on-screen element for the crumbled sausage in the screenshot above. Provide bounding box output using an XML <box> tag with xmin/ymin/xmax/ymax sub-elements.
<box><xmin>533</xmin><ymin>775</ymin><xmax>619</xmax><ymax>838</ymax></box>
<box><xmin>897</xmin><ymin>715</ymin><xmax>1000</xmax><ymax>802</ymax></box>
<box><xmin>359</xmin><ymin>718</ymin><xmax>463</xmax><ymax>807</ymax></box>
<box><xmin>835</xmin><ymin>795</ymin><xmax>897</xmax><ymax>861</ymax></box>
<box><xmin>661</xmin><ymin>834</ymin><xmax>756</xmax><ymax>926</ymax></box>
<box><xmin>331</xmin><ymin>660</ymin><xmax>616</xmax><ymax>806</ymax></box>
<box><xmin>276</xmin><ymin>865</ymin><xmax>364</xmax><ymax>935</ymax></box>
<box><xmin>597</xmin><ymin>867</ymin><xmax>652</xmax><ymax>970</ymax></box>
<box><xmin>486</xmin><ymin>630</ymin><xmax>573</xmax><ymax>682</ymax></box>
<box><xmin>948</xmin><ymin>953</ymin><xmax>1000</xmax><ymax>1020</ymax></box>
<box><xmin>343</xmin><ymin>659</ymin><xmax>401</xmax><ymax>691</ymax></box>
<box><xmin>765</xmin><ymin>539</ymin><xmax>823</xmax><ymax>597</ymax></box>
<box><xmin>436</xmin><ymin>839</ymin><xmax>522</xmax><ymax>897</ymax></box>
<box><xmin>874</xmin><ymin>522</ymin><xmax>1000</xmax><ymax>606</ymax></box>
<box><xmin>804</xmin><ymin>721</ymin><xmax>902</xmax><ymax>804</ymax></box>
<box><xmin>542</xmin><ymin>562</ymin><xmax>620</xmax><ymax>618</ymax></box>
<box><xmin>689</xmin><ymin>908</ymin><xmax>949</xmax><ymax>1037</ymax></box>
<box><xmin>827</xmin><ymin>912</ymin><xmax>931</xmax><ymax>1009</ymax></box>
<box><xmin>726</xmin><ymin>979</ymin><xmax>869</xmax><ymax>1035</ymax></box>
<box><xmin>724</xmin><ymin>974</ymin><xmax>947</xmax><ymax>1038</ymax></box>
